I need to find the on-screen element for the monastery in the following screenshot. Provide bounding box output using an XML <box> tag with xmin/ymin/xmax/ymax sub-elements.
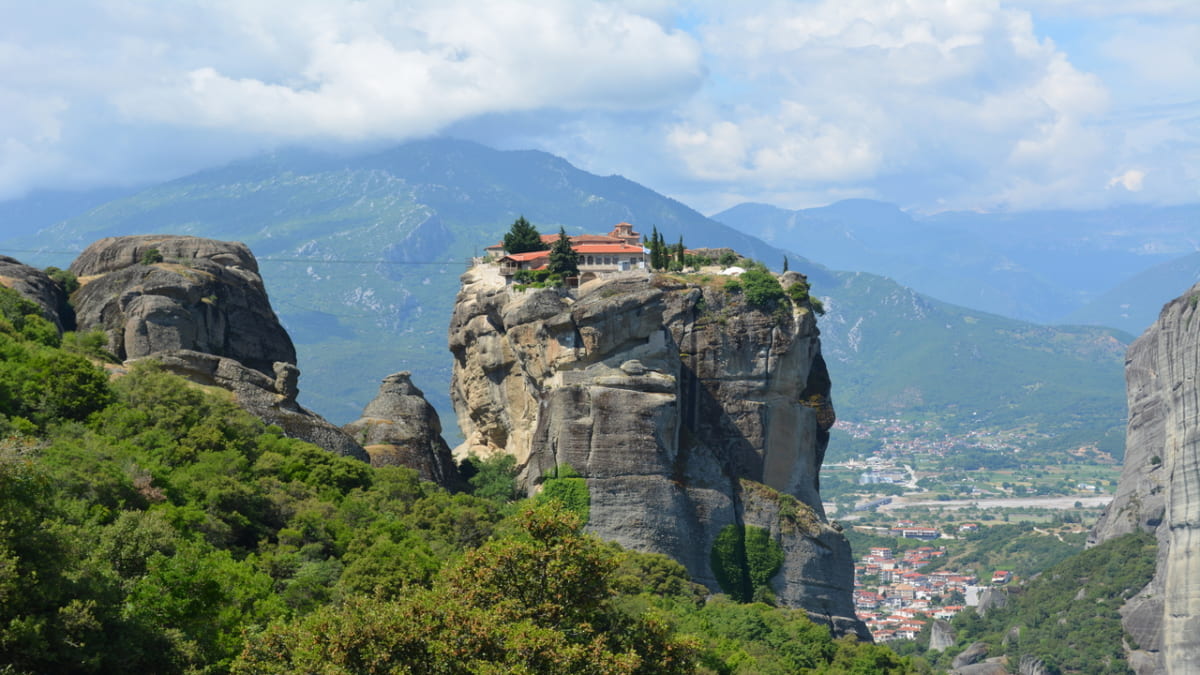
<box><xmin>487</xmin><ymin>222</ymin><xmax>648</xmax><ymax>284</ymax></box>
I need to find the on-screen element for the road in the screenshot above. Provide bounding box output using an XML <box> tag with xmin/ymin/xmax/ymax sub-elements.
<box><xmin>877</xmin><ymin>495</ymin><xmax>1112</xmax><ymax>511</ymax></box>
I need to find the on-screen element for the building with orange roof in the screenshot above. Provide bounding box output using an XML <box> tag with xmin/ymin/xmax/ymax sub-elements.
<box><xmin>493</xmin><ymin>222</ymin><xmax>648</xmax><ymax>282</ymax></box>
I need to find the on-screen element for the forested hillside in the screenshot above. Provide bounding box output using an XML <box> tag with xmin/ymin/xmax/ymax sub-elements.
<box><xmin>0</xmin><ymin>285</ymin><xmax>919</xmax><ymax>674</ymax></box>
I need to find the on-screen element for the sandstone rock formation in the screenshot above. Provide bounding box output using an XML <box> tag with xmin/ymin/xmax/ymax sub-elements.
<box><xmin>952</xmin><ymin>642</ymin><xmax>990</xmax><ymax>670</ymax></box>
<box><xmin>928</xmin><ymin>619</ymin><xmax>956</xmax><ymax>652</ymax></box>
<box><xmin>70</xmin><ymin>235</ymin><xmax>294</xmax><ymax>375</ymax></box>
<box><xmin>1090</xmin><ymin>281</ymin><xmax>1200</xmax><ymax>674</ymax></box>
<box><xmin>345</xmin><ymin>372</ymin><xmax>462</xmax><ymax>488</ymax></box>
<box><xmin>0</xmin><ymin>255</ymin><xmax>71</xmax><ymax>331</ymax></box>
<box><xmin>448</xmin><ymin>265</ymin><xmax>864</xmax><ymax>637</ymax></box>
<box><xmin>68</xmin><ymin>235</ymin><xmax>367</xmax><ymax>461</ymax></box>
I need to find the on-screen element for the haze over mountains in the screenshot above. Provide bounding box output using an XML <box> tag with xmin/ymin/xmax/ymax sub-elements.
<box><xmin>714</xmin><ymin>200</ymin><xmax>1200</xmax><ymax>335</ymax></box>
<box><xmin>0</xmin><ymin>138</ymin><xmax>1169</xmax><ymax>456</ymax></box>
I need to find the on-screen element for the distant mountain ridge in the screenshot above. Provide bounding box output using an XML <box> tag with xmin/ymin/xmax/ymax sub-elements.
<box><xmin>714</xmin><ymin>199</ymin><xmax>1200</xmax><ymax>331</ymax></box>
<box><xmin>0</xmin><ymin>139</ymin><xmax>1127</xmax><ymax>458</ymax></box>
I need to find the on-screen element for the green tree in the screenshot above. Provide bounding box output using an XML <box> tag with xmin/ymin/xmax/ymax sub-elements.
<box><xmin>235</xmin><ymin>504</ymin><xmax>697</xmax><ymax>674</ymax></box>
<box><xmin>502</xmin><ymin>216</ymin><xmax>548</xmax><ymax>254</ymax></box>
<box><xmin>463</xmin><ymin>453</ymin><xmax>521</xmax><ymax>503</ymax></box>
<box><xmin>547</xmin><ymin>227</ymin><xmax>580</xmax><ymax>277</ymax></box>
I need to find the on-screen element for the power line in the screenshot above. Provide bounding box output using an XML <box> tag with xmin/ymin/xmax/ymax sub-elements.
<box><xmin>0</xmin><ymin>248</ymin><xmax>461</xmax><ymax>266</ymax></box>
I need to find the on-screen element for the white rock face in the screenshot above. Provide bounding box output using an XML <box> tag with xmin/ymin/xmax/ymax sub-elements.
<box><xmin>448</xmin><ymin>266</ymin><xmax>866</xmax><ymax>637</ymax></box>
<box><xmin>1091</xmin><ymin>281</ymin><xmax>1200</xmax><ymax>674</ymax></box>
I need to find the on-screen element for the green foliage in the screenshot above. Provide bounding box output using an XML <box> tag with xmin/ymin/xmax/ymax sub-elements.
<box><xmin>463</xmin><ymin>452</ymin><xmax>521</xmax><ymax>503</ymax></box>
<box><xmin>740</xmin><ymin>268</ymin><xmax>787</xmax><ymax>309</ymax></box>
<box><xmin>786</xmin><ymin>278</ymin><xmax>826</xmax><ymax>315</ymax></box>
<box><xmin>0</xmin><ymin>333</ymin><xmax>113</xmax><ymax>429</ymax></box>
<box><xmin>537</xmin><ymin>462</ymin><xmax>590</xmax><ymax>523</ymax></box>
<box><xmin>719</xmin><ymin>251</ymin><xmax>740</xmax><ymax>267</ymax></box>
<box><xmin>44</xmin><ymin>266</ymin><xmax>80</xmax><ymax>294</ymax></box>
<box><xmin>61</xmin><ymin>329</ymin><xmax>119</xmax><ymax>363</ymax></box>
<box><xmin>512</xmin><ymin>268</ymin><xmax>563</xmax><ymax>290</ymax></box>
<box><xmin>548</xmin><ymin>226</ymin><xmax>580</xmax><ymax>277</ymax></box>
<box><xmin>710</xmin><ymin>524</ymin><xmax>784</xmax><ymax>603</ymax></box>
<box><xmin>935</xmin><ymin>531</ymin><xmax>1156</xmax><ymax>674</ymax></box>
<box><xmin>502</xmin><ymin>215</ymin><xmax>548</xmax><ymax>254</ymax></box>
<box><xmin>139</xmin><ymin>247</ymin><xmax>164</xmax><ymax>265</ymax></box>
<box><xmin>0</xmin><ymin>285</ymin><xmax>40</xmax><ymax>329</ymax></box>
<box><xmin>664</xmin><ymin>598</ymin><xmax>920</xmax><ymax>674</ymax></box>
<box><xmin>235</xmin><ymin>503</ymin><xmax>698</xmax><ymax>674</ymax></box>
<box><xmin>0</xmin><ymin>326</ymin><xmax>925</xmax><ymax>674</ymax></box>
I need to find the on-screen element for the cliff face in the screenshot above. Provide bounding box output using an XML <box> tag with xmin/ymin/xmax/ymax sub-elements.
<box><xmin>449</xmin><ymin>265</ymin><xmax>864</xmax><ymax>637</ymax></box>
<box><xmin>1090</xmin><ymin>282</ymin><xmax>1200</xmax><ymax>674</ymax></box>
<box><xmin>67</xmin><ymin>235</ymin><xmax>368</xmax><ymax>462</ymax></box>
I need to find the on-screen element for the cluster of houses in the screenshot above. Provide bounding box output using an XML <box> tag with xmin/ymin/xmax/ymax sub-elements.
<box><xmin>486</xmin><ymin>222</ymin><xmax>650</xmax><ymax>284</ymax></box>
<box><xmin>853</xmin><ymin>545</ymin><xmax>974</xmax><ymax>641</ymax></box>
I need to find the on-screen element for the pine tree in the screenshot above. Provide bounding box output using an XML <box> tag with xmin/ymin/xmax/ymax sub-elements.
<box><xmin>503</xmin><ymin>216</ymin><xmax>548</xmax><ymax>254</ymax></box>
<box><xmin>783</xmin><ymin>256</ymin><xmax>789</xmax><ymax>272</ymax></box>
<box><xmin>675</xmin><ymin>235</ymin><xmax>685</xmax><ymax>267</ymax></box>
<box><xmin>547</xmin><ymin>227</ymin><xmax>579</xmax><ymax>277</ymax></box>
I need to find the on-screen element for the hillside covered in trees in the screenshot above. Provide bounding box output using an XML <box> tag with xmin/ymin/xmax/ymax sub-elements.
<box><xmin>0</xmin><ymin>284</ymin><xmax>919</xmax><ymax>673</ymax></box>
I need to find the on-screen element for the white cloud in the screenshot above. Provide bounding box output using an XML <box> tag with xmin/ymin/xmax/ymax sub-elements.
<box><xmin>1108</xmin><ymin>169</ymin><xmax>1146</xmax><ymax>192</ymax></box>
<box><xmin>657</xmin><ymin>0</ymin><xmax>1144</xmax><ymax>210</ymax></box>
<box><xmin>110</xmin><ymin>0</ymin><xmax>704</xmax><ymax>140</ymax></box>
<box><xmin>0</xmin><ymin>0</ymin><xmax>703</xmax><ymax>197</ymax></box>
<box><xmin>0</xmin><ymin>0</ymin><xmax>1196</xmax><ymax>212</ymax></box>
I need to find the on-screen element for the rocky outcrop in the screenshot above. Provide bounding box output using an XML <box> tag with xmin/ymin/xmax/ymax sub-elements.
<box><xmin>143</xmin><ymin>350</ymin><xmax>367</xmax><ymax>462</ymax></box>
<box><xmin>1090</xmin><ymin>281</ymin><xmax>1200</xmax><ymax>674</ymax></box>
<box><xmin>929</xmin><ymin>619</ymin><xmax>956</xmax><ymax>651</ymax></box>
<box><xmin>952</xmin><ymin>663</ymin><xmax>1008</xmax><ymax>675</ymax></box>
<box><xmin>0</xmin><ymin>255</ymin><xmax>71</xmax><ymax>331</ymax></box>
<box><xmin>70</xmin><ymin>235</ymin><xmax>294</xmax><ymax>375</ymax></box>
<box><xmin>68</xmin><ymin>235</ymin><xmax>367</xmax><ymax>461</ymax></box>
<box><xmin>345</xmin><ymin>372</ymin><xmax>462</xmax><ymax>488</ymax></box>
<box><xmin>448</xmin><ymin>265</ymin><xmax>863</xmax><ymax>637</ymax></box>
<box><xmin>952</xmin><ymin>642</ymin><xmax>990</xmax><ymax>669</ymax></box>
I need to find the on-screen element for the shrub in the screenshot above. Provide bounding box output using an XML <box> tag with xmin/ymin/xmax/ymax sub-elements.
<box><xmin>139</xmin><ymin>248</ymin><xmax>163</xmax><ymax>265</ymax></box>
<box><xmin>740</xmin><ymin>268</ymin><xmax>786</xmax><ymax>309</ymax></box>
<box><xmin>44</xmin><ymin>267</ymin><xmax>79</xmax><ymax>295</ymax></box>
<box><xmin>538</xmin><ymin>463</ymin><xmax>590</xmax><ymax>524</ymax></box>
<box><xmin>463</xmin><ymin>453</ymin><xmax>521</xmax><ymax>503</ymax></box>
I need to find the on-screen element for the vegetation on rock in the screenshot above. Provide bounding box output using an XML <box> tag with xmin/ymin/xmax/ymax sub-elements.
<box><xmin>537</xmin><ymin>462</ymin><xmax>590</xmax><ymax>523</ymax></box>
<box><xmin>710</xmin><ymin>524</ymin><xmax>785</xmax><ymax>604</ymax></box>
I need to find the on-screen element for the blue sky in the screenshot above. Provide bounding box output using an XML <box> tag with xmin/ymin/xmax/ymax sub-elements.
<box><xmin>1</xmin><ymin>0</ymin><xmax>1196</xmax><ymax>214</ymax></box>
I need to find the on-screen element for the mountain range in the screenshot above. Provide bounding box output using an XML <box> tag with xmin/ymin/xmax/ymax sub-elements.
<box><xmin>714</xmin><ymin>199</ymin><xmax>1200</xmax><ymax>335</ymax></box>
<box><xmin>0</xmin><ymin>138</ymin><xmax>1140</xmax><ymax>457</ymax></box>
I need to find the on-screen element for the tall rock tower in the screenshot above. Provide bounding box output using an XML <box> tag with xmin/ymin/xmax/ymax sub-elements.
<box><xmin>1090</xmin><ymin>281</ymin><xmax>1200</xmax><ymax>674</ymax></box>
<box><xmin>448</xmin><ymin>264</ymin><xmax>866</xmax><ymax>638</ymax></box>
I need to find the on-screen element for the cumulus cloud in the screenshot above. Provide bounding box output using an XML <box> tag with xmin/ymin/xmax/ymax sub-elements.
<box><xmin>0</xmin><ymin>0</ymin><xmax>1196</xmax><ymax>211</ymax></box>
<box><xmin>110</xmin><ymin>0</ymin><xmax>703</xmax><ymax>140</ymax></box>
<box><xmin>0</xmin><ymin>0</ymin><xmax>702</xmax><ymax>197</ymax></box>
<box><xmin>662</xmin><ymin>0</ymin><xmax>1122</xmax><ymax>210</ymax></box>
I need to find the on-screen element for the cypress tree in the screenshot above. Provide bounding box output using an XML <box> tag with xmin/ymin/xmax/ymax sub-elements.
<box><xmin>547</xmin><ymin>227</ymin><xmax>579</xmax><ymax>277</ymax></box>
<box><xmin>503</xmin><ymin>216</ymin><xmax>548</xmax><ymax>254</ymax></box>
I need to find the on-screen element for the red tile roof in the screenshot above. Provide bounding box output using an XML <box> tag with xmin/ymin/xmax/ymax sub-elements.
<box><xmin>501</xmin><ymin>251</ymin><xmax>551</xmax><ymax>263</ymax></box>
<box><xmin>574</xmin><ymin>244</ymin><xmax>646</xmax><ymax>254</ymax></box>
